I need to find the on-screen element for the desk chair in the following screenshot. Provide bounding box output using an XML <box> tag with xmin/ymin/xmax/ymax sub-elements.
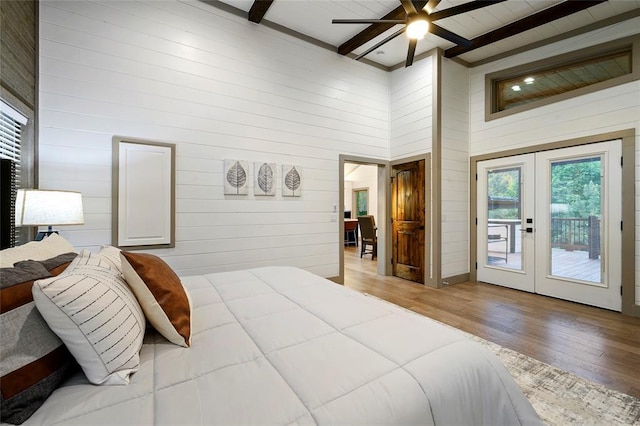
<box><xmin>357</xmin><ymin>215</ymin><xmax>377</xmax><ymax>260</ymax></box>
<box><xmin>344</xmin><ymin>220</ymin><xmax>358</xmax><ymax>247</ymax></box>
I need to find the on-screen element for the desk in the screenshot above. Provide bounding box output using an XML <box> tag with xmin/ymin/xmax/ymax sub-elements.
<box><xmin>487</xmin><ymin>219</ymin><xmax>521</xmax><ymax>253</ymax></box>
<box><xmin>344</xmin><ymin>219</ymin><xmax>358</xmax><ymax>246</ymax></box>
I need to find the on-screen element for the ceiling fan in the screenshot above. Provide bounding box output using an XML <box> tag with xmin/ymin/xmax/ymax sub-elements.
<box><xmin>332</xmin><ymin>0</ymin><xmax>505</xmax><ymax>67</ymax></box>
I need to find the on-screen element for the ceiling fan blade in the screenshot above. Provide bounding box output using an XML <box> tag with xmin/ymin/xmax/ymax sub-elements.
<box><xmin>400</xmin><ymin>0</ymin><xmax>417</xmax><ymax>15</ymax></box>
<box><xmin>354</xmin><ymin>27</ymin><xmax>406</xmax><ymax>61</ymax></box>
<box><xmin>332</xmin><ymin>19</ymin><xmax>406</xmax><ymax>24</ymax></box>
<box><xmin>337</xmin><ymin>2</ymin><xmax>427</xmax><ymax>55</ymax></box>
<box><xmin>429</xmin><ymin>22</ymin><xmax>471</xmax><ymax>46</ymax></box>
<box><xmin>429</xmin><ymin>0</ymin><xmax>506</xmax><ymax>21</ymax></box>
<box><xmin>406</xmin><ymin>38</ymin><xmax>418</xmax><ymax>67</ymax></box>
<box><xmin>423</xmin><ymin>0</ymin><xmax>441</xmax><ymax>14</ymax></box>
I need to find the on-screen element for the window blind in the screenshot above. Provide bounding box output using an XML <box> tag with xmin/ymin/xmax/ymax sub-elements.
<box><xmin>0</xmin><ymin>100</ymin><xmax>26</xmax><ymax>174</ymax></box>
<box><xmin>0</xmin><ymin>99</ymin><xmax>28</xmax><ymax>246</ymax></box>
<box><xmin>0</xmin><ymin>110</ymin><xmax>22</xmax><ymax>174</ymax></box>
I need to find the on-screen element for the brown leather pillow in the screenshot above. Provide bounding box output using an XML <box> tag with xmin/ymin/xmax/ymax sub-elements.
<box><xmin>120</xmin><ymin>252</ymin><xmax>192</xmax><ymax>347</ymax></box>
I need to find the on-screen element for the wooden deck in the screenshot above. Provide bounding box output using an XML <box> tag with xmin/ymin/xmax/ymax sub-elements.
<box><xmin>343</xmin><ymin>246</ymin><xmax>640</xmax><ymax>399</ymax></box>
<box><xmin>488</xmin><ymin>248</ymin><xmax>601</xmax><ymax>283</ymax></box>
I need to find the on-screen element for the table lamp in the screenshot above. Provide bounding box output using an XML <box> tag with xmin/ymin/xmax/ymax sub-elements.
<box><xmin>15</xmin><ymin>189</ymin><xmax>84</xmax><ymax>241</ymax></box>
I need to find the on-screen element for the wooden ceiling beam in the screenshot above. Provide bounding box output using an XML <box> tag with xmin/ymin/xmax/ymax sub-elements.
<box><xmin>429</xmin><ymin>0</ymin><xmax>506</xmax><ymax>21</ymax></box>
<box><xmin>444</xmin><ymin>0</ymin><xmax>607</xmax><ymax>58</ymax></box>
<box><xmin>337</xmin><ymin>1</ymin><xmax>427</xmax><ymax>55</ymax></box>
<box><xmin>248</xmin><ymin>0</ymin><xmax>274</xmax><ymax>24</ymax></box>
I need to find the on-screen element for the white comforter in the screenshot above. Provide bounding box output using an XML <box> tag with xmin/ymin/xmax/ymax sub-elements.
<box><xmin>24</xmin><ymin>266</ymin><xmax>542</xmax><ymax>425</ymax></box>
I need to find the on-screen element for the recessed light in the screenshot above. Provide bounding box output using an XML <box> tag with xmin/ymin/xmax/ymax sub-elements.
<box><xmin>512</xmin><ymin>85</ymin><xmax>521</xmax><ymax>91</ymax></box>
<box><xmin>524</xmin><ymin>77</ymin><xmax>535</xmax><ymax>84</ymax></box>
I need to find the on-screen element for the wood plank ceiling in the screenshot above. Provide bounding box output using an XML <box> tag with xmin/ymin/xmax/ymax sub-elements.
<box><xmin>443</xmin><ymin>0</ymin><xmax>606</xmax><ymax>58</ymax></box>
<box><xmin>215</xmin><ymin>0</ymin><xmax>640</xmax><ymax>68</ymax></box>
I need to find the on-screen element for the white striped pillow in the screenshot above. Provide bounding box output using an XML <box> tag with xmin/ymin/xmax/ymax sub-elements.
<box><xmin>32</xmin><ymin>250</ymin><xmax>146</xmax><ymax>385</ymax></box>
<box><xmin>99</xmin><ymin>245</ymin><xmax>123</xmax><ymax>275</ymax></box>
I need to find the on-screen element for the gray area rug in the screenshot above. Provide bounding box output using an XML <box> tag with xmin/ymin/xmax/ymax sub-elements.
<box><xmin>471</xmin><ymin>336</ymin><xmax>640</xmax><ymax>425</ymax></box>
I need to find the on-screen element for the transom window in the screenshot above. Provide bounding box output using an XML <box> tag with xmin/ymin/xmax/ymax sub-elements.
<box><xmin>486</xmin><ymin>36</ymin><xmax>639</xmax><ymax>121</ymax></box>
<box><xmin>496</xmin><ymin>49</ymin><xmax>631</xmax><ymax>112</ymax></box>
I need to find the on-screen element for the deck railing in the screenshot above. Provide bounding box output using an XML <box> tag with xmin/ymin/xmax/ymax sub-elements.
<box><xmin>550</xmin><ymin>216</ymin><xmax>600</xmax><ymax>259</ymax></box>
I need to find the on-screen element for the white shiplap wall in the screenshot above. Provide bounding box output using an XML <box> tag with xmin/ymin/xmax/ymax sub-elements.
<box><xmin>38</xmin><ymin>0</ymin><xmax>390</xmax><ymax>278</ymax></box>
<box><xmin>390</xmin><ymin>57</ymin><xmax>433</xmax><ymax>160</ymax></box>
<box><xmin>440</xmin><ymin>58</ymin><xmax>469</xmax><ymax>279</ymax></box>
<box><xmin>468</xmin><ymin>18</ymin><xmax>640</xmax><ymax>304</ymax></box>
<box><xmin>389</xmin><ymin>56</ymin><xmax>434</xmax><ymax>283</ymax></box>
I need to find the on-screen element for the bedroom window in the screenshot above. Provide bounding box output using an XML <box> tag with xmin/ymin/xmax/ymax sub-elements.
<box><xmin>0</xmin><ymin>100</ymin><xmax>25</xmax><ymax>169</ymax></box>
<box><xmin>485</xmin><ymin>36</ymin><xmax>639</xmax><ymax>121</ymax></box>
<box><xmin>0</xmin><ymin>99</ymin><xmax>28</xmax><ymax>247</ymax></box>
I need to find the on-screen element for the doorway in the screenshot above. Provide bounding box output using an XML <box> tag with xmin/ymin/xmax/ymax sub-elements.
<box><xmin>476</xmin><ymin>141</ymin><xmax>622</xmax><ymax>311</ymax></box>
<box><xmin>345</xmin><ymin>164</ymin><xmax>378</xmax><ymax>263</ymax></box>
<box><xmin>338</xmin><ymin>156</ymin><xmax>389</xmax><ymax>285</ymax></box>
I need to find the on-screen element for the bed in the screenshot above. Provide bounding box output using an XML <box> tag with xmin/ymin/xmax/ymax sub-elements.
<box><xmin>1</xmin><ymin>238</ymin><xmax>541</xmax><ymax>425</ymax></box>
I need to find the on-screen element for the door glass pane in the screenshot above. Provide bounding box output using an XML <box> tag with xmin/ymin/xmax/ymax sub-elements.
<box><xmin>486</xmin><ymin>167</ymin><xmax>522</xmax><ymax>270</ymax></box>
<box><xmin>549</xmin><ymin>156</ymin><xmax>603</xmax><ymax>283</ymax></box>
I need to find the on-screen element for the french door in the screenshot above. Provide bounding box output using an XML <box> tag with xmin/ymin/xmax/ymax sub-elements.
<box><xmin>477</xmin><ymin>141</ymin><xmax>622</xmax><ymax>311</ymax></box>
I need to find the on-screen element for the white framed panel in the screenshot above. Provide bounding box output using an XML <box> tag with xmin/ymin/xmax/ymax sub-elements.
<box><xmin>113</xmin><ymin>137</ymin><xmax>175</xmax><ymax>248</ymax></box>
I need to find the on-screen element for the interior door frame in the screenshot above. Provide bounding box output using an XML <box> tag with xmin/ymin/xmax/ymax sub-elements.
<box><xmin>470</xmin><ymin>129</ymin><xmax>637</xmax><ymax>316</ymax></box>
<box><xmin>337</xmin><ymin>155</ymin><xmax>390</xmax><ymax>285</ymax></box>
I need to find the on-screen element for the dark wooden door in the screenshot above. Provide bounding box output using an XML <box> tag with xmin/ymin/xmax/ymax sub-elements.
<box><xmin>392</xmin><ymin>160</ymin><xmax>425</xmax><ymax>283</ymax></box>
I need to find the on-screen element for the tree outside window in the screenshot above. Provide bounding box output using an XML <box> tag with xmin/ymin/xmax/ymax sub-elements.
<box><xmin>354</xmin><ymin>189</ymin><xmax>368</xmax><ymax>217</ymax></box>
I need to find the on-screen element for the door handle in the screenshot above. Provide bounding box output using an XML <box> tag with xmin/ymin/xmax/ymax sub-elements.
<box><xmin>519</xmin><ymin>218</ymin><xmax>533</xmax><ymax>233</ymax></box>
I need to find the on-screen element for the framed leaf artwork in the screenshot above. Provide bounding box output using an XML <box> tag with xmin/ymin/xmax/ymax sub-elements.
<box><xmin>224</xmin><ymin>160</ymin><xmax>249</xmax><ymax>195</ymax></box>
<box><xmin>282</xmin><ymin>165</ymin><xmax>302</xmax><ymax>197</ymax></box>
<box><xmin>254</xmin><ymin>162</ymin><xmax>276</xmax><ymax>196</ymax></box>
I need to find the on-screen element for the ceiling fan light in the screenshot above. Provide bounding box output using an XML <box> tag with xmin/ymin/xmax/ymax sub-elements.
<box><xmin>406</xmin><ymin>18</ymin><xmax>429</xmax><ymax>40</ymax></box>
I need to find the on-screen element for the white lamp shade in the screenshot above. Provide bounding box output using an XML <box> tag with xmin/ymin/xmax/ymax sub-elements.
<box><xmin>15</xmin><ymin>189</ymin><xmax>84</xmax><ymax>226</ymax></box>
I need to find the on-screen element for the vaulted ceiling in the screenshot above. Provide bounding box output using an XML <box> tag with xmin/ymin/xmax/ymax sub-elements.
<box><xmin>211</xmin><ymin>0</ymin><xmax>640</xmax><ymax>69</ymax></box>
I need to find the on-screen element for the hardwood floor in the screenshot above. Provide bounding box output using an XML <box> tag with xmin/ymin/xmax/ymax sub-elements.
<box><xmin>343</xmin><ymin>246</ymin><xmax>640</xmax><ymax>399</ymax></box>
